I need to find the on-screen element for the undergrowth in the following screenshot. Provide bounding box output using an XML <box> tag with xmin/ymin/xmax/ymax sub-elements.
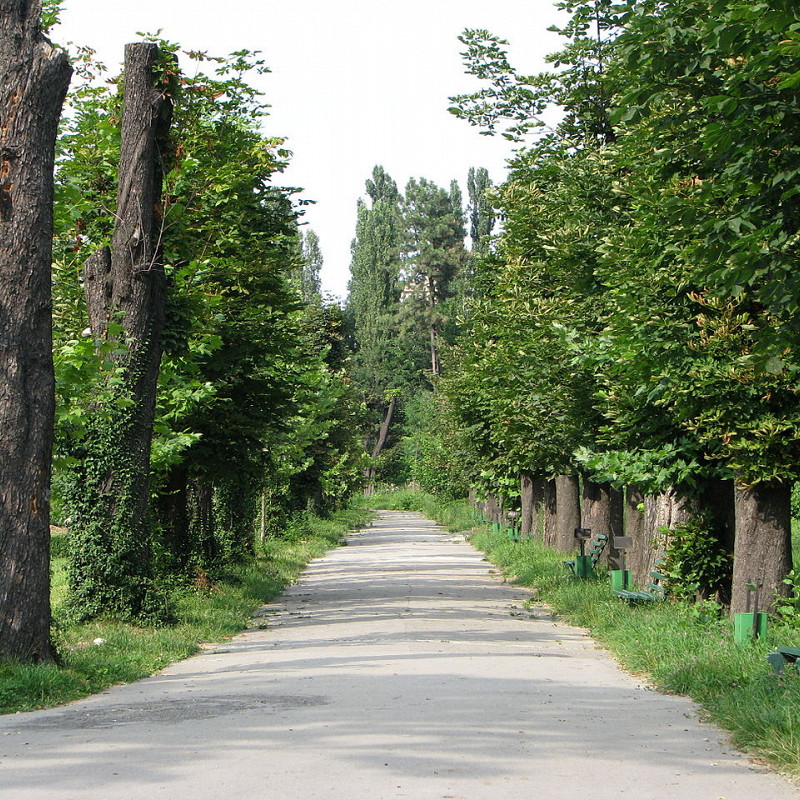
<box><xmin>0</xmin><ymin>503</ymin><xmax>372</xmax><ymax>715</ymax></box>
<box><xmin>379</xmin><ymin>487</ymin><xmax>800</xmax><ymax>777</ymax></box>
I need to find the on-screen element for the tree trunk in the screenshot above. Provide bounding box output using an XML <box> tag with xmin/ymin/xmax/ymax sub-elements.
<box><xmin>625</xmin><ymin>485</ymin><xmax>645</xmax><ymax>537</ymax></box>
<box><xmin>520</xmin><ymin>474</ymin><xmax>533</xmax><ymax>537</ymax></box>
<box><xmin>543</xmin><ymin>479</ymin><xmax>558</xmax><ymax>548</ymax></box>
<box><xmin>371</xmin><ymin>395</ymin><xmax>396</xmax><ymax>461</ymax></box>
<box><xmin>156</xmin><ymin>465</ymin><xmax>190</xmax><ymax>577</ymax></box>
<box><xmin>624</xmin><ymin>485</ymin><xmax>646</xmax><ymax>583</ymax></box>
<box><xmin>70</xmin><ymin>43</ymin><xmax>174</xmax><ymax>619</ymax></box>
<box><xmin>730</xmin><ymin>480</ymin><xmax>792</xmax><ymax>616</ymax></box>
<box><xmin>582</xmin><ymin>478</ymin><xmax>623</xmax><ymax>567</ymax></box>
<box><xmin>484</xmin><ymin>493</ymin><xmax>497</xmax><ymax>524</ymax></box>
<box><xmin>0</xmin><ymin>2</ymin><xmax>71</xmax><ymax>662</ymax></box>
<box><xmin>633</xmin><ymin>488</ymin><xmax>693</xmax><ymax>587</ymax></box>
<box><xmin>555</xmin><ymin>474</ymin><xmax>581</xmax><ymax>553</ymax></box>
<box><xmin>364</xmin><ymin>395</ymin><xmax>396</xmax><ymax>491</ymax></box>
<box><xmin>520</xmin><ymin>473</ymin><xmax>544</xmax><ymax>539</ymax></box>
<box><xmin>429</xmin><ymin>323</ymin><xmax>440</xmax><ymax>376</ymax></box>
<box><xmin>191</xmin><ymin>480</ymin><xmax>216</xmax><ymax>570</ymax></box>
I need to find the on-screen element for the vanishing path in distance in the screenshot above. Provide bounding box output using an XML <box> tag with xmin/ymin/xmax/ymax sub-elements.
<box><xmin>1</xmin><ymin>511</ymin><xmax>797</xmax><ymax>799</ymax></box>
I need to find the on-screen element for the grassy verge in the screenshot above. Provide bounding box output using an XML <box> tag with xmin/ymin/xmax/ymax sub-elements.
<box><xmin>0</xmin><ymin>503</ymin><xmax>373</xmax><ymax>715</ymax></box>
<box><xmin>378</xmin><ymin>488</ymin><xmax>800</xmax><ymax>777</ymax></box>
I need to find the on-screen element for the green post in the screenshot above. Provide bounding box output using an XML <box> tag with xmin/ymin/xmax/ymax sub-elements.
<box><xmin>734</xmin><ymin>612</ymin><xmax>768</xmax><ymax>644</ymax></box>
<box><xmin>609</xmin><ymin>570</ymin><xmax>632</xmax><ymax>591</ymax></box>
<box><xmin>575</xmin><ymin>555</ymin><xmax>593</xmax><ymax>579</ymax></box>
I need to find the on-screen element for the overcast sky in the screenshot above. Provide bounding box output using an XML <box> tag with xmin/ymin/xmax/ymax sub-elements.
<box><xmin>54</xmin><ymin>1</ymin><xmax>564</xmax><ymax>299</ymax></box>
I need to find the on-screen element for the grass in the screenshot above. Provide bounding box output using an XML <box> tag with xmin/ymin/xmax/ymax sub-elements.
<box><xmin>0</xmin><ymin>503</ymin><xmax>373</xmax><ymax>715</ymax></box>
<box><xmin>378</xmin><ymin>487</ymin><xmax>800</xmax><ymax>777</ymax></box>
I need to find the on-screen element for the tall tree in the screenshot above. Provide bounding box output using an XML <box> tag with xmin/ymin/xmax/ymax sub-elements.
<box><xmin>299</xmin><ymin>229</ymin><xmax>323</xmax><ymax>302</ymax></box>
<box><xmin>467</xmin><ymin>166</ymin><xmax>494</xmax><ymax>253</ymax></box>
<box><xmin>347</xmin><ymin>166</ymin><xmax>408</xmax><ymax>482</ymax></box>
<box><xmin>402</xmin><ymin>177</ymin><xmax>467</xmax><ymax>375</ymax></box>
<box><xmin>444</xmin><ymin>1</ymin><xmax>622</xmax><ymax>546</ymax></box>
<box><xmin>0</xmin><ymin>0</ymin><xmax>71</xmax><ymax>661</ymax></box>
<box><xmin>69</xmin><ymin>43</ymin><xmax>175</xmax><ymax>620</ymax></box>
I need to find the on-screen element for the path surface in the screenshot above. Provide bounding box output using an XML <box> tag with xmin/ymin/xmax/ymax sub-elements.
<box><xmin>1</xmin><ymin>511</ymin><xmax>797</xmax><ymax>799</ymax></box>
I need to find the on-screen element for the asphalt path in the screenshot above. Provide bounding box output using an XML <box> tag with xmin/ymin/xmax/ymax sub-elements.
<box><xmin>1</xmin><ymin>510</ymin><xmax>798</xmax><ymax>799</ymax></box>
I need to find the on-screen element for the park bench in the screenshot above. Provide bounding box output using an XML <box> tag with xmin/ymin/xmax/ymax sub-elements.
<box><xmin>766</xmin><ymin>647</ymin><xmax>800</xmax><ymax>674</ymax></box>
<box><xmin>564</xmin><ymin>529</ymin><xmax>608</xmax><ymax>578</ymax></box>
<box><xmin>613</xmin><ymin>566</ymin><xmax>668</xmax><ymax>603</ymax></box>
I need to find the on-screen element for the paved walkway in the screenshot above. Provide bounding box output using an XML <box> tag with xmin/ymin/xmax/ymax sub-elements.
<box><xmin>1</xmin><ymin>511</ymin><xmax>797</xmax><ymax>799</ymax></box>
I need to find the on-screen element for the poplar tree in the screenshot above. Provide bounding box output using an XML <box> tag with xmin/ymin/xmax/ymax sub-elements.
<box><xmin>467</xmin><ymin>166</ymin><xmax>494</xmax><ymax>253</ymax></box>
<box><xmin>347</xmin><ymin>166</ymin><xmax>406</xmax><ymax>481</ymax></box>
<box><xmin>299</xmin><ymin>229</ymin><xmax>323</xmax><ymax>302</ymax></box>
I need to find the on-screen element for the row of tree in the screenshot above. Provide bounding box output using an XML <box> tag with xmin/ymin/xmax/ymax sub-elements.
<box><xmin>1</xmin><ymin>4</ymin><xmax>366</xmax><ymax>662</ymax></box>
<box><xmin>431</xmin><ymin>0</ymin><xmax>800</xmax><ymax>615</ymax></box>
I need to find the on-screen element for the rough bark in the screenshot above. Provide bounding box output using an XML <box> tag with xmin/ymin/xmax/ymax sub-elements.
<box><xmin>633</xmin><ymin>488</ymin><xmax>694</xmax><ymax>587</ymax></box>
<box><xmin>543</xmin><ymin>480</ymin><xmax>558</xmax><ymax>548</ymax></box>
<box><xmin>730</xmin><ymin>481</ymin><xmax>792</xmax><ymax>616</ymax></box>
<box><xmin>555</xmin><ymin>474</ymin><xmax>581</xmax><ymax>553</ymax></box>
<box><xmin>0</xmin><ymin>2</ymin><xmax>71</xmax><ymax>662</ymax></box>
<box><xmin>582</xmin><ymin>478</ymin><xmax>623</xmax><ymax>567</ymax></box>
<box><xmin>484</xmin><ymin>494</ymin><xmax>498</xmax><ymax>523</ymax></box>
<box><xmin>519</xmin><ymin>472</ymin><xmax>536</xmax><ymax>538</ymax></box>
<box><xmin>624</xmin><ymin>485</ymin><xmax>646</xmax><ymax>584</ymax></box>
<box><xmin>71</xmin><ymin>43</ymin><xmax>174</xmax><ymax>618</ymax></box>
<box><xmin>532</xmin><ymin>478</ymin><xmax>547</xmax><ymax>540</ymax></box>
<box><xmin>520</xmin><ymin>473</ymin><xmax>544</xmax><ymax>539</ymax></box>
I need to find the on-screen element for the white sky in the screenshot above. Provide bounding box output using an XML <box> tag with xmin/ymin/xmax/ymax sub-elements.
<box><xmin>54</xmin><ymin>1</ymin><xmax>564</xmax><ymax>300</ymax></box>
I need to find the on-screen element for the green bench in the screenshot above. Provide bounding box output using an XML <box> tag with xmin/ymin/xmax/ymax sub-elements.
<box><xmin>613</xmin><ymin>568</ymin><xmax>668</xmax><ymax>603</ymax></box>
<box><xmin>564</xmin><ymin>529</ymin><xmax>608</xmax><ymax>578</ymax></box>
<box><xmin>767</xmin><ymin>646</ymin><xmax>800</xmax><ymax>674</ymax></box>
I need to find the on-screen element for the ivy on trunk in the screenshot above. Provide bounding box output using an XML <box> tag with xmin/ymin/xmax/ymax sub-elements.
<box><xmin>68</xmin><ymin>43</ymin><xmax>175</xmax><ymax>621</ymax></box>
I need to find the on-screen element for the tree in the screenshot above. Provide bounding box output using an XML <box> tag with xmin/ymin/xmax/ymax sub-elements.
<box><xmin>445</xmin><ymin>0</ymin><xmax>800</xmax><ymax>609</ymax></box>
<box><xmin>299</xmin><ymin>229</ymin><xmax>322</xmax><ymax>302</ymax></box>
<box><xmin>467</xmin><ymin>166</ymin><xmax>494</xmax><ymax>253</ymax></box>
<box><xmin>443</xmin><ymin>1</ymin><xmax>624</xmax><ymax>554</ymax></box>
<box><xmin>595</xmin><ymin>0</ymin><xmax>800</xmax><ymax>610</ymax></box>
<box><xmin>347</xmin><ymin>166</ymin><xmax>409</xmax><ymax>484</ymax></box>
<box><xmin>402</xmin><ymin>177</ymin><xmax>467</xmax><ymax>375</ymax></box>
<box><xmin>65</xmin><ymin>43</ymin><xmax>175</xmax><ymax>621</ymax></box>
<box><xmin>0</xmin><ymin>1</ymin><xmax>71</xmax><ymax>662</ymax></box>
